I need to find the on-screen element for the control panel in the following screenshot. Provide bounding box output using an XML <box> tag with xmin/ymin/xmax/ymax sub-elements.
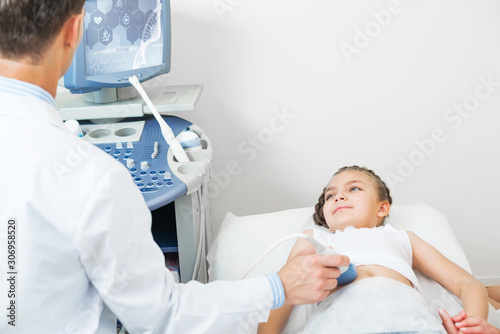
<box><xmin>79</xmin><ymin>115</ymin><xmax>212</xmax><ymax>211</ymax></box>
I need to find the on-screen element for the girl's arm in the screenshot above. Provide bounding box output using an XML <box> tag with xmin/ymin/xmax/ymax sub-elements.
<box><xmin>257</xmin><ymin>229</ymin><xmax>317</xmax><ymax>334</ymax></box>
<box><xmin>407</xmin><ymin>231</ymin><xmax>489</xmax><ymax>320</ymax></box>
<box><xmin>487</xmin><ymin>286</ymin><xmax>500</xmax><ymax>309</ymax></box>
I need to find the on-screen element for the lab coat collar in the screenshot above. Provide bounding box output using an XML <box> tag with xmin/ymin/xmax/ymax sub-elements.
<box><xmin>0</xmin><ymin>75</ymin><xmax>54</xmax><ymax>106</ymax></box>
<box><xmin>0</xmin><ymin>88</ymin><xmax>65</xmax><ymax>130</ymax></box>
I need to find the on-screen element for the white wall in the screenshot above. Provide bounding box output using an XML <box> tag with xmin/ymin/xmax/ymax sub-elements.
<box><xmin>154</xmin><ymin>0</ymin><xmax>500</xmax><ymax>281</ymax></box>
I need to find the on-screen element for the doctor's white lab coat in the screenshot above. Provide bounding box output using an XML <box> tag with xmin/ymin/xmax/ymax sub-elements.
<box><xmin>0</xmin><ymin>89</ymin><xmax>275</xmax><ymax>333</ymax></box>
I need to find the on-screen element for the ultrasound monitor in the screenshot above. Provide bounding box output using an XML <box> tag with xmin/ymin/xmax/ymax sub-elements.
<box><xmin>56</xmin><ymin>0</ymin><xmax>201</xmax><ymax>122</ymax></box>
<box><xmin>63</xmin><ymin>0</ymin><xmax>170</xmax><ymax>95</ymax></box>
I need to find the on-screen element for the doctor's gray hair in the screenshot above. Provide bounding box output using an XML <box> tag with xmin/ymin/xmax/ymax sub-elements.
<box><xmin>0</xmin><ymin>0</ymin><xmax>86</xmax><ymax>63</ymax></box>
<box><xmin>313</xmin><ymin>165</ymin><xmax>393</xmax><ymax>229</ymax></box>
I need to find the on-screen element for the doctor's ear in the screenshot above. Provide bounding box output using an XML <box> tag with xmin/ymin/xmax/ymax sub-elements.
<box><xmin>377</xmin><ymin>201</ymin><xmax>391</xmax><ymax>218</ymax></box>
<box><xmin>63</xmin><ymin>12</ymin><xmax>84</xmax><ymax>50</ymax></box>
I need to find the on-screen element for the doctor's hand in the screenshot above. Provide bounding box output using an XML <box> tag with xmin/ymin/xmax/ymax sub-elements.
<box><xmin>277</xmin><ymin>247</ymin><xmax>349</xmax><ymax>306</ymax></box>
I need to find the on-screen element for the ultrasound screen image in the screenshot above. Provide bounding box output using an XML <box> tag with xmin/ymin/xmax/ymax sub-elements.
<box><xmin>84</xmin><ymin>0</ymin><xmax>164</xmax><ymax>77</ymax></box>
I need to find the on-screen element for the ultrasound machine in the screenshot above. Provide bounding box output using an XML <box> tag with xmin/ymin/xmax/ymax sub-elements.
<box><xmin>55</xmin><ymin>0</ymin><xmax>212</xmax><ymax>284</ymax></box>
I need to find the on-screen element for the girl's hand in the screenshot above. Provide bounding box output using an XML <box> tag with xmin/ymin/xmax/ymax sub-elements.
<box><xmin>439</xmin><ymin>309</ymin><xmax>461</xmax><ymax>334</ymax></box>
<box><xmin>455</xmin><ymin>316</ymin><xmax>500</xmax><ymax>334</ymax></box>
<box><xmin>451</xmin><ymin>310</ymin><xmax>468</xmax><ymax>324</ymax></box>
<box><xmin>439</xmin><ymin>309</ymin><xmax>500</xmax><ymax>334</ymax></box>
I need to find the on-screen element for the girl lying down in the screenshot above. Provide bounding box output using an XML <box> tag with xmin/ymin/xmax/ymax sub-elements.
<box><xmin>258</xmin><ymin>165</ymin><xmax>490</xmax><ymax>334</ymax></box>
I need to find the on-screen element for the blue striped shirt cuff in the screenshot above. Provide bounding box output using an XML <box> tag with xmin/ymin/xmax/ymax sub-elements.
<box><xmin>265</xmin><ymin>273</ymin><xmax>285</xmax><ymax>309</ymax></box>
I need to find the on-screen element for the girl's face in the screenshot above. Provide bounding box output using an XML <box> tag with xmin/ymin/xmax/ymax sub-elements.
<box><xmin>323</xmin><ymin>170</ymin><xmax>390</xmax><ymax>231</ymax></box>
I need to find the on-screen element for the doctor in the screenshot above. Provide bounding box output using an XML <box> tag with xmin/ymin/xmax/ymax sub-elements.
<box><xmin>0</xmin><ymin>1</ymin><xmax>348</xmax><ymax>333</ymax></box>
